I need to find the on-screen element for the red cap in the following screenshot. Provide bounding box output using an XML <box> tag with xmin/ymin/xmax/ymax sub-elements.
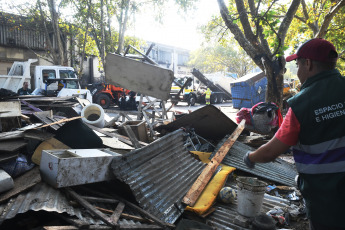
<box><xmin>286</xmin><ymin>38</ymin><xmax>338</xmax><ymax>63</ymax></box>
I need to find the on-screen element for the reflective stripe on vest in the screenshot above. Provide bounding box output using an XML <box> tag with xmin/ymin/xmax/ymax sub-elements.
<box><xmin>293</xmin><ymin>136</ymin><xmax>345</xmax><ymax>174</ymax></box>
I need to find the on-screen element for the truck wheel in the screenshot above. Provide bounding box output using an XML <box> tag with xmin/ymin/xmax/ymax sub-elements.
<box><xmin>95</xmin><ymin>94</ymin><xmax>111</xmax><ymax>109</ymax></box>
<box><xmin>210</xmin><ymin>94</ymin><xmax>218</xmax><ymax>104</ymax></box>
<box><xmin>188</xmin><ymin>94</ymin><xmax>196</xmax><ymax>106</ymax></box>
<box><xmin>217</xmin><ymin>94</ymin><xmax>224</xmax><ymax>104</ymax></box>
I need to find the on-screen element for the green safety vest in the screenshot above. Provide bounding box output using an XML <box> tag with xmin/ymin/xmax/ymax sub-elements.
<box><xmin>287</xmin><ymin>69</ymin><xmax>345</xmax><ymax>227</ymax></box>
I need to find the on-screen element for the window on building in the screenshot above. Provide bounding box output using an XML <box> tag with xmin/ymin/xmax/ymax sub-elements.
<box><xmin>178</xmin><ymin>53</ymin><xmax>189</xmax><ymax>66</ymax></box>
<box><xmin>158</xmin><ymin>50</ymin><xmax>172</xmax><ymax>65</ymax></box>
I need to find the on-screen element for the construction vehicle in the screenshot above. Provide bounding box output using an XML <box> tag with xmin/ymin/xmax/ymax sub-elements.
<box><xmin>169</xmin><ymin>69</ymin><xmax>232</xmax><ymax>106</ymax></box>
<box><xmin>0</xmin><ymin>59</ymin><xmax>92</xmax><ymax>102</ymax></box>
<box><xmin>87</xmin><ymin>82</ymin><xmax>130</xmax><ymax>109</ymax></box>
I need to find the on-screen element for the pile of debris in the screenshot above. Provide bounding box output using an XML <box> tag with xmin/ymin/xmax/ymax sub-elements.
<box><xmin>0</xmin><ymin>97</ymin><xmax>307</xmax><ymax>230</ymax></box>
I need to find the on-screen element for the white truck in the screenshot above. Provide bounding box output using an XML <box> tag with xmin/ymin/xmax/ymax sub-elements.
<box><xmin>0</xmin><ymin>59</ymin><xmax>92</xmax><ymax>102</ymax></box>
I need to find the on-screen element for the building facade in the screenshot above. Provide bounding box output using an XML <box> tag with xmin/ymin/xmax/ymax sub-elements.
<box><xmin>142</xmin><ymin>42</ymin><xmax>191</xmax><ymax>77</ymax></box>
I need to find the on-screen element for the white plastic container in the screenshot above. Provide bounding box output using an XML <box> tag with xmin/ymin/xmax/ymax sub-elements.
<box><xmin>81</xmin><ymin>103</ymin><xmax>105</xmax><ymax>128</ymax></box>
<box><xmin>236</xmin><ymin>177</ymin><xmax>267</xmax><ymax>217</ymax></box>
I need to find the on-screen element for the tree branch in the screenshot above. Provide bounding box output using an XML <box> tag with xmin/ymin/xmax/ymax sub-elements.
<box><xmin>315</xmin><ymin>0</ymin><xmax>345</xmax><ymax>38</ymax></box>
<box><xmin>234</xmin><ymin>0</ymin><xmax>257</xmax><ymax>44</ymax></box>
<box><xmin>248</xmin><ymin>0</ymin><xmax>271</xmax><ymax>54</ymax></box>
<box><xmin>217</xmin><ymin>0</ymin><xmax>264</xmax><ymax>69</ymax></box>
<box><xmin>277</xmin><ymin>0</ymin><xmax>301</xmax><ymax>49</ymax></box>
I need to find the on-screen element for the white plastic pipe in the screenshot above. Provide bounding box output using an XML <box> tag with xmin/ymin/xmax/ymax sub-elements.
<box><xmin>81</xmin><ymin>103</ymin><xmax>105</xmax><ymax>128</ymax></box>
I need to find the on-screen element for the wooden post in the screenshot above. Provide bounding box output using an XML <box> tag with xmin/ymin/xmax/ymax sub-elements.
<box><xmin>182</xmin><ymin>119</ymin><xmax>246</xmax><ymax>207</ymax></box>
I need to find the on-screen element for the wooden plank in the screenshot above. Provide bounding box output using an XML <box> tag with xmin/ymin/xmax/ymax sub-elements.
<box><xmin>37</xmin><ymin>116</ymin><xmax>82</xmax><ymax>129</ymax></box>
<box><xmin>182</xmin><ymin>119</ymin><xmax>246</xmax><ymax>207</ymax></box>
<box><xmin>23</xmin><ymin>129</ymin><xmax>55</xmax><ymax>141</ymax></box>
<box><xmin>0</xmin><ymin>167</ymin><xmax>41</xmax><ymax>204</ymax></box>
<box><xmin>44</xmin><ymin>226</ymin><xmax>112</xmax><ymax>230</ymax></box>
<box><xmin>110</xmin><ymin>202</ymin><xmax>125</xmax><ymax>224</ymax></box>
<box><xmin>0</xmin><ymin>101</ymin><xmax>21</xmax><ymax>117</ymax></box>
<box><xmin>82</xmin><ymin>196</ymin><xmax>119</xmax><ymax>204</ymax></box>
<box><xmin>123</xmin><ymin>125</ymin><xmax>141</xmax><ymax>149</ymax></box>
<box><xmin>95</xmin><ymin>206</ymin><xmax>154</xmax><ymax>224</ymax></box>
<box><xmin>111</xmin><ymin>193</ymin><xmax>174</xmax><ymax>229</ymax></box>
<box><xmin>0</xmin><ymin>139</ymin><xmax>27</xmax><ymax>152</ymax></box>
<box><xmin>77</xmin><ymin>185</ymin><xmax>174</xmax><ymax>228</ymax></box>
<box><xmin>64</xmin><ymin>188</ymin><xmax>117</xmax><ymax>228</ymax></box>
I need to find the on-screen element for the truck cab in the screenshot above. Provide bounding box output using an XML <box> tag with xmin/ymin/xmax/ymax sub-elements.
<box><xmin>33</xmin><ymin>65</ymin><xmax>92</xmax><ymax>102</ymax></box>
<box><xmin>0</xmin><ymin>59</ymin><xmax>92</xmax><ymax>102</ymax></box>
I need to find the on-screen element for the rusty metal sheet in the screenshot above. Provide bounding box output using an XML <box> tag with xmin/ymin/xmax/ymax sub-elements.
<box><xmin>111</xmin><ymin>129</ymin><xmax>206</xmax><ymax>224</ymax></box>
<box><xmin>105</xmin><ymin>53</ymin><xmax>174</xmax><ymax>101</ymax></box>
<box><xmin>154</xmin><ymin>105</ymin><xmax>238</xmax><ymax>141</ymax></box>
<box><xmin>211</xmin><ymin>139</ymin><xmax>298</xmax><ymax>187</ymax></box>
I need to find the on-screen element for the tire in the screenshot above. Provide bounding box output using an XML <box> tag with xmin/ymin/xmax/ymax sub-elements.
<box><xmin>95</xmin><ymin>93</ymin><xmax>111</xmax><ymax>109</ymax></box>
<box><xmin>187</xmin><ymin>94</ymin><xmax>196</xmax><ymax>106</ymax></box>
<box><xmin>210</xmin><ymin>94</ymin><xmax>218</xmax><ymax>104</ymax></box>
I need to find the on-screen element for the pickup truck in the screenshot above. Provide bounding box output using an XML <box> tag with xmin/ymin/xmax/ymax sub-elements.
<box><xmin>0</xmin><ymin>59</ymin><xmax>92</xmax><ymax>102</ymax></box>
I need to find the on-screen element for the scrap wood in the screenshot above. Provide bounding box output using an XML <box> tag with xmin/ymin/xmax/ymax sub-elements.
<box><xmin>85</xmin><ymin>123</ymin><xmax>148</xmax><ymax>147</ymax></box>
<box><xmin>78</xmin><ymin>186</ymin><xmax>174</xmax><ymax>229</ymax></box>
<box><xmin>44</xmin><ymin>226</ymin><xmax>112</xmax><ymax>230</ymax></box>
<box><xmin>21</xmin><ymin>114</ymin><xmax>31</xmax><ymax>123</ymax></box>
<box><xmin>0</xmin><ymin>166</ymin><xmax>41</xmax><ymax>204</ymax></box>
<box><xmin>0</xmin><ymin>130</ymin><xmax>24</xmax><ymax>140</ymax></box>
<box><xmin>182</xmin><ymin>119</ymin><xmax>246</xmax><ymax>207</ymax></box>
<box><xmin>110</xmin><ymin>202</ymin><xmax>125</xmax><ymax>224</ymax></box>
<box><xmin>123</xmin><ymin>125</ymin><xmax>141</xmax><ymax>149</ymax></box>
<box><xmin>111</xmin><ymin>192</ymin><xmax>175</xmax><ymax>229</ymax></box>
<box><xmin>95</xmin><ymin>206</ymin><xmax>154</xmax><ymax>224</ymax></box>
<box><xmin>81</xmin><ymin>196</ymin><xmax>155</xmax><ymax>224</ymax></box>
<box><xmin>0</xmin><ymin>139</ymin><xmax>27</xmax><ymax>152</ymax></box>
<box><xmin>36</xmin><ymin>116</ymin><xmax>82</xmax><ymax>129</ymax></box>
<box><xmin>64</xmin><ymin>188</ymin><xmax>118</xmax><ymax>228</ymax></box>
<box><xmin>23</xmin><ymin>129</ymin><xmax>55</xmax><ymax>141</ymax></box>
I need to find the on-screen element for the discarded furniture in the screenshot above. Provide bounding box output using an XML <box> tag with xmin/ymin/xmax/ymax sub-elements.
<box><xmin>118</xmin><ymin>120</ymin><xmax>148</xmax><ymax>143</ymax></box>
<box><xmin>40</xmin><ymin>149</ymin><xmax>120</xmax><ymax>188</ymax></box>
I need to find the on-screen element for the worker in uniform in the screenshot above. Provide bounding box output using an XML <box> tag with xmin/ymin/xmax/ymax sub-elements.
<box><xmin>128</xmin><ymin>91</ymin><xmax>137</xmax><ymax>110</ymax></box>
<box><xmin>205</xmin><ymin>88</ymin><xmax>211</xmax><ymax>105</ymax></box>
<box><xmin>243</xmin><ymin>38</ymin><xmax>345</xmax><ymax>230</ymax></box>
<box><xmin>17</xmin><ymin>82</ymin><xmax>32</xmax><ymax>95</ymax></box>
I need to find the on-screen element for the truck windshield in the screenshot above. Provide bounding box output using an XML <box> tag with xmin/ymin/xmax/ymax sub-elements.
<box><xmin>59</xmin><ymin>70</ymin><xmax>77</xmax><ymax>79</ymax></box>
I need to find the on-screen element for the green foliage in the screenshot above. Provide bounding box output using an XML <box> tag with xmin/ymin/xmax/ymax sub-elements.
<box><xmin>187</xmin><ymin>41</ymin><xmax>256</xmax><ymax>77</ymax></box>
<box><xmin>285</xmin><ymin>0</ymin><xmax>345</xmax><ymax>73</ymax></box>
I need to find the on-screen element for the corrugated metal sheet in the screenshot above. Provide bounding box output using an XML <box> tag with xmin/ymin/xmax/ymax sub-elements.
<box><xmin>206</xmin><ymin>193</ymin><xmax>290</xmax><ymax>230</ymax></box>
<box><xmin>0</xmin><ymin>13</ymin><xmax>58</xmax><ymax>50</ymax></box>
<box><xmin>211</xmin><ymin>138</ymin><xmax>297</xmax><ymax>187</ymax></box>
<box><xmin>154</xmin><ymin>105</ymin><xmax>238</xmax><ymax>141</ymax></box>
<box><xmin>0</xmin><ymin>182</ymin><xmax>163</xmax><ymax>229</ymax></box>
<box><xmin>111</xmin><ymin>129</ymin><xmax>206</xmax><ymax>224</ymax></box>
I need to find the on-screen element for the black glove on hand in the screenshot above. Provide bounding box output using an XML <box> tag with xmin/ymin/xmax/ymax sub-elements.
<box><xmin>244</xmin><ymin>151</ymin><xmax>255</xmax><ymax>169</ymax></box>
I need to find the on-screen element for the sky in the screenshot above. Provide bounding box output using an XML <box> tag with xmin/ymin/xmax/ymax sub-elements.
<box><xmin>127</xmin><ymin>0</ymin><xmax>220</xmax><ymax>51</ymax></box>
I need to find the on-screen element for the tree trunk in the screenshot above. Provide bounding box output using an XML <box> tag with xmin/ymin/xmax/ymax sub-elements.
<box><xmin>48</xmin><ymin>0</ymin><xmax>65</xmax><ymax>65</ymax></box>
<box><xmin>116</xmin><ymin>0</ymin><xmax>130</xmax><ymax>54</ymax></box>
<box><xmin>100</xmin><ymin>0</ymin><xmax>106</xmax><ymax>69</ymax></box>
<box><xmin>263</xmin><ymin>58</ymin><xmax>285</xmax><ymax>108</ymax></box>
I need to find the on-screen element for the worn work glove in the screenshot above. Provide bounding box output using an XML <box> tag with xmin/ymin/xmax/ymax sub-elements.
<box><xmin>244</xmin><ymin>151</ymin><xmax>255</xmax><ymax>169</ymax></box>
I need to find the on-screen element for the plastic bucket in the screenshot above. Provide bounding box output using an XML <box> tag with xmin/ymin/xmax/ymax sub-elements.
<box><xmin>236</xmin><ymin>177</ymin><xmax>267</xmax><ymax>217</ymax></box>
<box><xmin>81</xmin><ymin>103</ymin><xmax>105</xmax><ymax>128</ymax></box>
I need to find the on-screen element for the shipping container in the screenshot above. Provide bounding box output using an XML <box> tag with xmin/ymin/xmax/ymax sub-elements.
<box><xmin>230</xmin><ymin>72</ymin><xmax>267</xmax><ymax>109</ymax></box>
